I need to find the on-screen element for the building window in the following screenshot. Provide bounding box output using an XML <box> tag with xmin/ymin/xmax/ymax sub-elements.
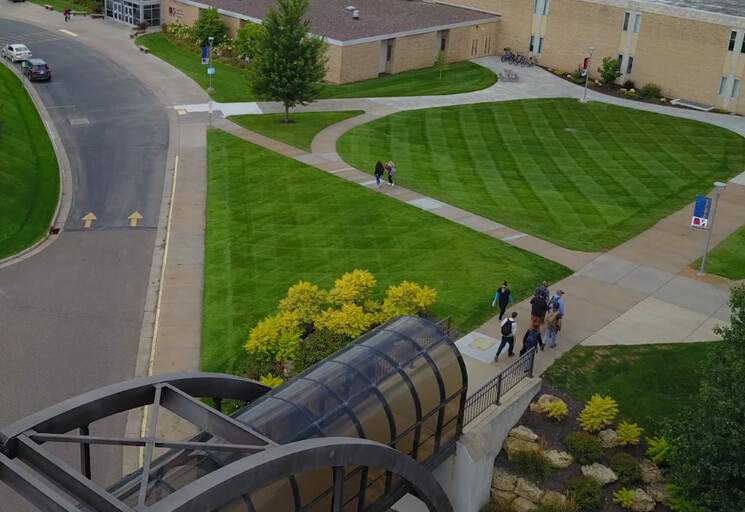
<box><xmin>386</xmin><ymin>42</ymin><xmax>392</xmax><ymax>62</ymax></box>
<box><xmin>529</xmin><ymin>35</ymin><xmax>535</xmax><ymax>52</ymax></box>
<box><xmin>622</xmin><ymin>12</ymin><xmax>630</xmax><ymax>31</ymax></box>
<box><xmin>618</xmin><ymin>54</ymin><xmax>623</xmax><ymax>69</ymax></box>
<box><xmin>533</xmin><ymin>0</ymin><xmax>541</xmax><ymax>14</ymax></box>
<box><xmin>733</xmin><ymin>79</ymin><xmax>741</xmax><ymax>99</ymax></box>
<box><xmin>729</xmin><ymin>31</ymin><xmax>737</xmax><ymax>51</ymax></box>
<box><xmin>626</xmin><ymin>56</ymin><xmax>634</xmax><ymax>74</ymax></box>
<box><xmin>538</xmin><ymin>37</ymin><xmax>544</xmax><ymax>54</ymax></box>
<box><xmin>719</xmin><ymin>76</ymin><xmax>729</xmax><ymax>96</ymax></box>
<box><xmin>543</xmin><ymin>0</ymin><xmax>550</xmax><ymax>15</ymax></box>
<box><xmin>742</xmin><ymin>38</ymin><xmax>745</xmax><ymax>54</ymax></box>
<box><xmin>633</xmin><ymin>14</ymin><xmax>641</xmax><ymax>33</ymax></box>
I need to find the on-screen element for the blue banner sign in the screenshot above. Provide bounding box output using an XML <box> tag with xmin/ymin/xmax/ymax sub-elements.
<box><xmin>201</xmin><ymin>47</ymin><xmax>209</xmax><ymax>65</ymax></box>
<box><xmin>691</xmin><ymin>195</ymin><xmax>712</xmax><ymax>229</ymax></box>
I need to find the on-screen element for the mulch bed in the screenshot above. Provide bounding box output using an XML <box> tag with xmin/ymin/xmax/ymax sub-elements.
<box><xmin>493</xmin><ymin>381</ymin><xmax>671</xmax><ymax>511</ymax></box>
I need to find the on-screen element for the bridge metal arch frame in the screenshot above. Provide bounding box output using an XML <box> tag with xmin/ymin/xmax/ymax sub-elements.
<box><xmin>147</xmin><ymin>437</ymin><xmax>454</xmax><ymax>512</ymax></box>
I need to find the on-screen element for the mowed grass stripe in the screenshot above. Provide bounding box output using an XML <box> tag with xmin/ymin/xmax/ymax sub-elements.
<box><xmin>337</xmin><ymin>99</ymin><xmax>745</xmax><ymax>251</ymax></box>
<box><xmin>203</xmin><ymin>130</ymin><xmax>571</xmax><ymax>374</ymax></box>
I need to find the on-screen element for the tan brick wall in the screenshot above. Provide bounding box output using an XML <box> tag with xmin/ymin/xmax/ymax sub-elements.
<box><xmin>448</xmin><ymin>22</ymin><xmax>499</xmax><ymax>61</ymax></box>
<box><xmin>324</xmin><ymin>44</ymin><xmax>343</xmax><ymax>84</ymax></box>
<box><xmin>336</xmin><ymin>42</ymin><xmax>380</xmax><ymax>84</ymax></box>
<box><xmin>162</xmin><ymin>0</ymin><xmax>200</xmax><ymax>27</ymax></box>
<box><xmin>633</xmin><ymin>13</ymin><xmax>729</xmax><ymax>107</ymax></box>
<box><xmin>390</xmin><ymin>32</ymin><xmax>437</xmax><ymax>74</ymax></box>
<box><xmin>220</xmin><ymin>14</ymin><xmax>242</xmax><ymax>40</ymax></box>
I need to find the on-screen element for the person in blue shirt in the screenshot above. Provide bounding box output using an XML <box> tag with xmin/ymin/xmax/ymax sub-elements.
<box><xmin>492</xmin><ymin>281</ymin><xmax>514</xmax><ymax>320</ymax></box>
<box><xmin>548</xmin><ymin>290</ymin><xmax>565</xmax><ymax>316</ymax></box>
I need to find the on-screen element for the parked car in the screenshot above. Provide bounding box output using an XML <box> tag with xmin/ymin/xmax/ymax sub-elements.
<box><xmin>22</xmin><ymin>58</ymin><xmax>51</xmax><ymax>81</ymax></box>
<box><xmin>2</xmin><ymin>44</ymin><xmax>32</xmax><ymax>62</ymax></box>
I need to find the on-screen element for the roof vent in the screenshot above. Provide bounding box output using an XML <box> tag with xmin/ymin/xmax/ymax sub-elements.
<box><xmin>345</xmin><ymin>5</ymin><xmax>356</xmax><ymax>11</ymax></box>
<box><xmin>352</xmin><ymin>9</ymin><xmax>360</xmax><ymax>19</ymax></box>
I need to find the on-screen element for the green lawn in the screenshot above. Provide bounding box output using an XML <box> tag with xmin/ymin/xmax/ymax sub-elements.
<box><xmin>136</xmin><ymin>33</ymin><xmax>496</xmax><ymax>102</ymax></box>
<box><xmin>692</xmin><ymin>224</ymin><xmax>745</xmax><ymax>280</ymax></box>
<box><xmin>337</xmin><ymin>99</ymin><xmax>745</xmax><ymax>252</ymax></box>
<box><xmin>204</xmin><ymin>129</ymin><xmax>570</xmax><ymax>375</ymax></box>
<box><xmin>543</xmin><ymin>343</ymin><xmax>710</xmax><ymax>434</ymax></box>
<box><xmin>0</xmin><ymin>65</ymin><xmax>59</xmax><ymax>259</ymax></box>
<box><xmin>27</xmin><ymin>0</ymin><xmax>87</xmax><ymax>12</ymax></box>
<box><xmin>228</xmin><ymin>111</ymin><xmax>364</xmax><ymax>152</ymax></box>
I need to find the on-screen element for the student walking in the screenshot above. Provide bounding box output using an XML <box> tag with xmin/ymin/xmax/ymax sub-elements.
<box><xmin>374</xmin><ymin>160</ymin><xmax>385</xmax><ymax>187</ymax></box>
<box><xmin>544</xmin><ymin>302</ymin><xmax>563</xmax><ymax>348</ymax></box>
<box><xmin>492</xmin><ymin>281</ymin><xmax>514</xmax><ymax>320</ymax></box>
<box><xmin>548</xmin><ymin>290</ymin><xmax>565</xmax><ymax>316</ymax></box>
<box><xmin>534</xmin><ymin>281</ymin><xmax>549</xmax><ymax>301</ymax></box>
<box><xmin>530</xmin><ymin>291</ymin><xmax>549</xmax><ymax>341</ymax></box>
<box><xmin>494</xmin><ymin>312</ymin><xmax>518</xmax><ymax>362</ymax></box>
<box><xmin>520</xmin><ymin>323</ymin><xmax>542</xmax><ymax>372</ymax></box>
<box><xmin>64</xmin><ymin>8</ymin><xmax>70</xmax><ymax>21</ymax></box>
<box><xmin>386</xmin><ymin>160</ymin><xmax>397</xmax><ymax>186</ymax></box>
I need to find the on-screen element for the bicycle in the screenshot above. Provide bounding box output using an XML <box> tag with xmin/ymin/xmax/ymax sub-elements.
<box><xmin>501</xmin><ymin>48</ymin><xmax>514</xmax><ymax>63</ymax></box>
<box><xmin>527</xmin><ymin>56</ymin><xmax>538</xmax><ymax>67</ymax></box>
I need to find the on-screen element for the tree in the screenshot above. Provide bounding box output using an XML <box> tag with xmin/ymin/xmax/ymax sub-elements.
<box><xmin>193</xmin><ymin>8</ymin><xmax>227</xmax><ymax>47</ymax></box>
<box><xmin>597</xmin><ymin>56</ymin><xmax>621</xmax><ymax>87</ymax></box>
<box><xmin>250</xmin><ymin>0</ymin><xmax>328</xmax><ymax>122</ymax></box>
<box><xmin>663</xmin><ymin>285</ymin><xmax>745</xmax><ymax>511</ymax></box>
<box><xmin>234</xmin><ymin>22</ymin><xmax>266</xmax><ymax>60</ymax></box>
<box><xmin>434</xmin><ymin>51</ymin><xmax>449</xmax><ymax>80</ymax></box>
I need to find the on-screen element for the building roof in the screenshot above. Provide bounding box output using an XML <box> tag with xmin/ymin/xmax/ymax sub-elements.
<box><xmin>186</xmin><ymin>0</ymin><xmax>500</xmax><ymax>44</ymax></box>
<box><xmin>643</xmin><ymin>0</ymin><xmax>745</xmax><ymax>17</ymax></box>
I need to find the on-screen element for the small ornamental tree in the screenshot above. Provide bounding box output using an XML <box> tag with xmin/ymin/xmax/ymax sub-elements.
<box><xmin>434</xmin><ymin>51</ymin><xmax>449</xmax><ymax>80</ymax></box>
<box><xmin>327</xmin><ymin>269</ymin><xmax>377</xmax><ymax>306</ymax></box>
<box><xmin>250</xmin><ymin>0</ymin><xmax>328</xmax><ymax>122</ymax></box>
<box><xmin>193</xmin><ymin>8</ymin><xmax>228</xmax><ymax>47</ymax></box>
<box><xmin>234</xmin><ymin>22</ymin><xmax>266</xmax><ymax>60</ymax></box>
<box><xmin>597</xmin><ymin>56</ymin><xmax>622</xmax><ymax>87</ymax></box>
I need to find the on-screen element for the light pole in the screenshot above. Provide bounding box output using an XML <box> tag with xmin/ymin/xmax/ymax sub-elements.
<box><xmin>698</xmin><ymin>181</ymin><xmax>727</xmax><ymax>277</ymax></box>
<box><xmin>207</xmin><ymin>36</ymin><xmax>215</xmax><ymax>93</ymax></box>
<box><xmin>581</xmin><ymin>46</ymin><xmax>595</xmax><ymax>103</ymax></box>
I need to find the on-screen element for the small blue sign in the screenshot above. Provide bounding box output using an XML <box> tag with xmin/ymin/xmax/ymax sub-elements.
<box><xmin>207</xmin><ymin>67</ymin><xmax>215</xmax><ymax>75</ymax></box>
<box><xmin>201</xmin><ymin>47</ymin><xmax>209</xmax><ymax>65</ymax></box>
<box><xmin>691</xmin><ymin>195</ymin><xmax>712</xmax><ymax>229</ymax></box>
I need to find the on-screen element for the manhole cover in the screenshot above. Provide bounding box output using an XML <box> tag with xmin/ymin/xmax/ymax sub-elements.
<box><xmin>565</xmin><ymin>127</ymin><xmax>578</xmax><ymax>133</ymax></box>
<box><xmin>69</xmin><ymin>117</ymin><xmax>90</xmax><ymax>125</ymax></box>
<box><xmin>469</xmin><ymin>337</ymin><xmax>495</xmax><ymax>351</ymax></box>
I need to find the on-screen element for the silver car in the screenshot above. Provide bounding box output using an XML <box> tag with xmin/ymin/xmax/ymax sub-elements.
<box><xmin>2</xmin><ymin>44</ymin><xmax>32</xmax><ymax>62</ymax></box>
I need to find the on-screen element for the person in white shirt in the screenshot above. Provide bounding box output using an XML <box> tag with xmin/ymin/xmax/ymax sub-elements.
<box><xmin>494</xmin><ymin>312</ymin><xmax>518</xmax><ymax>362</ymax></box>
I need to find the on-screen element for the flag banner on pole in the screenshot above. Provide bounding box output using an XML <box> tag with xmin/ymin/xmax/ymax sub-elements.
<box><xmin>691</xmin><ymin>195</ymin><xmax>712</xmax><ymax>229</ymax></box>
<box><xmin>582</xmin><ymin>57</ymin><xmax>589</xmax><ymax>76</ymax></box>
<box><xmin>201</xmin><ymin>47</ymin><xmax>209</xmax><ymax>65</ymax></box>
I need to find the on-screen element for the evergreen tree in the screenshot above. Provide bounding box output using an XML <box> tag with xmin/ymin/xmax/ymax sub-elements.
<box><xmin>664</xmin><ymin>285</ymin><xmax>745</xmax><ymax>511</ymax></box>
<box><xmin>250</xmin><ymin>0</ymin><xmax>327</xmax><ymax>122</ymax></box>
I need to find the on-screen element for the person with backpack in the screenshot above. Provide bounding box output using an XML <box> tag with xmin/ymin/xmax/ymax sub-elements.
<box><xmin>374</xmin><ymin>160</ymin><xmax>385</xmax><ymax>187</ymax></box>
<box><xmin>547</xmin><ymin>290</ymin><xmax>565</xmax><ymax>316</ymax></box>
<box><xmin>494</xmin><ymin>312</ymin><xmax>518</xmax><ymax>362</ymax></box>
<box><xmin>386</xmin><ymin>160</ymin><xmax>397</xmax><ymax>186</ymax></box>
<box><xmin>534</xmin><ymin>281</ymin><xmax>549</xmax><ymax>301</ymax></box>
<box><xmin>530</xmin><ymin>291</ymin><xmax>549</xmax><ymax>340</ymax></box>
<box><xmin>492</xmin><ymin>280</ymin><xmax>513</xmax><ymax>320</ymax></box>
<box><xmin>520</xmin><ymin>322</ymin><xmax>542</xmax><ymax>373</ymax></box>
<box><xmin>544</xmin><ymin>301</ymin><xmax>563</xmax><ymax>348</ymax></box>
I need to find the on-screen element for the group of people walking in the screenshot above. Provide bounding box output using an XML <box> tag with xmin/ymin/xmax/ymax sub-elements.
<box><xmin>492</xmin><ymin>280</ymin><xmax>566</xmax><ymax>365</ymax></box>
<box><xmin>63</xmin><ymin>8</ymin><xmax>71</xmax><ymax>21</ymax></box>
<box><xmin>374</xmin><ymin>160</ymin><xmax>397</xmax><ymax>187</ymax></box>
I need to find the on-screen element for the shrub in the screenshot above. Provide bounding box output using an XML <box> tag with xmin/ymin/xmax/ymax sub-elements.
<box><xmin>314</xmin><ymin>303</ymin><xmax>376</xmax><ymax>339</ymax></box>
<box><xmin>578</xmin><ymin>394</ymin><xmax>618</xmax><ymax>432</ymax></box>
<box><xmin>380</xmin><ymin>281</ymin><xmax>437</xmax><ymax>322</ymax></box>
<box><xmin>259</xmin><ymin>373</ymin><xmax>284</xmax><ymax>388</ymax></box>
<box><xmin>610</xmin><ymin>453</ymin><xmax>642</xmax><ymax>484</ymax></box>
<box><xmin>234</xmin><ymin>22</ymin><xmax>267</xmax><ymax>59</ymax></box>
<box><xmin>553</xmin><ymin>68</ymin><xmax>565</xmax><ymax>76</ymax></box>
<box><xmin>546</xmin><ymin>400</ymin><xmax>569</xmax><ymax>421</ymax></box>
<box><xmin>279</xmin><ymin>281</ymin><xmax>328</xmax><ymax>327</ymax></box>
<box><xmin>294</xmin><ymin>328</ymin><xmax>351</xmax><ymax>373</ymax></box>
<box><xmin>571</xmin><ymin>65</ymin><xmax>585</xmax><ymax>84</ymax></box>
<box><xmin>597</xmin><ymin>56</ymin><xmax>621</xmax><ymax>86</ymax></box>
<box><xmin>137</xmin><ymin>21</ymin><xmax>150</xmax><ymax>31</ymax></box>
<box><xmin>193</xmin><ymin>8</ymin><xmax>228</xmax><ymax>47</ymax></box>
<box><xmin>622</xmin><ymin>79</ymin><xmax>635</xmax><ymax>89</ymax></box>
<box><xmin>327</xmin><ymin>269</ymin><xmax>377</xmax><ymax>305</ymax></box>
<box><xmin>244</xmin><ymin>312</ymin><xmax>302</xmax><ymax>363</ymax></box>
<box><xmin>565</xmin><ymin>476</ymin><xmax>602</xmax><ymax>511</ymax></box>
<box><xmin>535</xmin><ymin>499</ymin><xmax>578</xmax><ymax>512</ymax></box>
<box><xmin>668</xmin><ymin>484</ymin><xmax>702</xmax><ymax>512</ymax></box>
<box><xmin>612</xmin><ymin>487</ymin><xmax>635</xmax><ymax>508</ymax></box>
<box><xmin>166</xmin><ymin>21</ymin><xmax>196</xmax><ymax>41</ymax></box>
<box><xmin>645</xmin><ymin>436</ymin><xmax>673</xmax><ymax>465</ymax></box>
<box><xmin>638</xmin><ymin>83</ymin><xmax>662</xmax><ymax>99</ymax></box>
<box><xmin>616</xmin><ymin>421</ymin><xmax>644</xmax><ymax>446</ymax></box>
<box><xmin>565</xmin><ymin>431</ymin><xmax>603</xmax><ymax>464</ymax></box>
<box><xmin>512</xmin><ymin>450</ymin><xmax>553</xmax><ymax>482</ymax></box>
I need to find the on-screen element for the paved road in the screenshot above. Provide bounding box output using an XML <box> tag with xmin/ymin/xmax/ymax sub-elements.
<box><xmin>0</xmin><ymin>19</ymin><xmax>168</xmax><ymax>510</ymax></box>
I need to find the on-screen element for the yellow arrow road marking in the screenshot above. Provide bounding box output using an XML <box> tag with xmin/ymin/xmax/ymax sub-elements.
<box><xmin>59</xmin><ymin>29</ymin><xmax>78</xmax><ymax>37</ymax></box>
<box><xmin>128</xmin><ymin>211</ymin><xmax>143</xmax><ymax>227</ymax></box>
<box><xmin>82</xmin><ymin>212</ymin><xmax>97</xmax><ymax>228</ymax></box>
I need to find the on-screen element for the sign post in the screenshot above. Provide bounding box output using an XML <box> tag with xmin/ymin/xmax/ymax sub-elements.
<box><xmin>201</xmin><ymin>46</ymin><xmax>209</xmax><ymax>65</ymax></box>
<box><xmin>697</xmin><ymin>182</ymin><xmax>727</xmax><ymax>277</ymax></box>
<box><xmin>690</xmin><ymin>195</ymin><xmax>712</xmax><ymax>229</ymax></box>
<box><xmin>580</xmin><ymin>47</ymin><xmax>595</xmax><ymax>103</ymax></box>
<box><xmin>207</xmin><ymin>36</ymin><xmax>215</xmax><ymax>93</ymax></box>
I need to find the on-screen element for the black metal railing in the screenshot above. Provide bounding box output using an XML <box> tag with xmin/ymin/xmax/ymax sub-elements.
<box><xmin>463</xmin><ymin>348</ymin><xmax>536</xmax><ymax>425</ymax></box>
<box><xmin>435</xmin><ymin>316</ymin><xmax>452</xmax><ymax>336</ymax></box>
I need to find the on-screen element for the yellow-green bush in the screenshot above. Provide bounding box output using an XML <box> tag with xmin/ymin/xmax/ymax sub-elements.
<box><xmin>279</xmin><ymin>281</ymin><xmax>327</xmax><ymax>326</ymax></box>
<box><xmin>380</xmin><ymin>281</ymin><xmax>437</xmax><ymax>322</ymax></box>
<box><xmin>613</xmin><ymin>488</ymin><xmax>635</xmax><ymax>508</ymax></box>
<box><xmin>259</xmin><ymin>373</ymin><xmax>284</xmax><ymax>388</ymax></box>
<box><xmin>578</xmin><ymin>394</ymin><xmax>618</xmax><ymax>433</ymax></box>
<box><xmin>314</xmin><ymin>303</ymin><xmax>376</xmax><ymax>339</ymax></box>
<box><xmin>616</xmin><ymin>421</ymin><xmax>644</xmax><ymax>446</ymax></box>
<box><xmin>244</xmin><ymin>313</ymin><xmax>302</xmax><ymax>362</ymax></box>
<box><xmin>646</xmin><ymin>436</ymin><xmax>673</xmax><ymax>465</ymax></box>
<box><xmin>546</xmin><ymin>400</ymin><xmax>569</xmax><ymax>421</ymax></box>
<box><xmin>327</xmin><ymin>269</ymin><xmax>376</xmax><ymax>305</ymax></box>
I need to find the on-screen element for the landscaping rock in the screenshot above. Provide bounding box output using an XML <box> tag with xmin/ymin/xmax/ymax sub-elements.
<box><xmin>512</xmin><ymin>496</ymin><xmax>538</xmax><ymax>512</ymax></box>
<box><xmin>647</xmin><ymin>482</ymin><xmax>670</xmax><ymax>504</ymax></box>
<box><xmin>639</xmin><ymin>459</ymin><xmax>663</xmax><ymax>483</ymax></box>
<box><xmin>581</xmin><ymin>463</ymin><xmax>618</xmax><ymax>486</ymax></box>
<box><xmin>529</xmin><ymin>394</ymin><xmax>560</xmax><ymax>413</ymax></box>
<box><xmin>491</xmin><ymin>488</ymin><xmax>516</xmax><ymax>508</ymax></box>
<box><xmin>515</xmin><ymin>477</ymin><xmax>544</xmax><ymax>503</ymax></box>
<box><xmin>503</xmin><ymin>437</ymin><xmax>539</xmax><ymax>459</ymax></box>
<box><xmin>509</xmin><ymin>425</ymin><xmax>539</xmax><ymax>442</ymax></box>
<box><xmin>598</xmin><ymin>429</ymin><xmax>619</xmax><ymax>448</ymax></box>
<box><xmin>540</xmin><ymin>490</ymin><xmax>567</xmax><ymax>507</ymax></box>
<box><xmin>545</xmin><ymin>450</ymin><xmax>574</xmax><ymax>469</ymax></box>
<box><xmin>631</xmin><ymin>488</ymin><xmax>657</xmax><ymax>512</ymax></box>
<box><xmin>492</xmin><ymin>468</ymin><xmax>517</xmax><ymax>492</ymax></box>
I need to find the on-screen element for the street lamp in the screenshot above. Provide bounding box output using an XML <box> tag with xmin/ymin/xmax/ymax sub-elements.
<box><xmin>698</xmin><ymin>181</ymin><xmax>727</xmax><ymax>277</ymax></box>
<box><xmin>581</xmin><ymin>46</ymin><xmax>595</xmax><ymax>104</ymax></box>
<box><xmin>207</xmin><ymin>36</ymin><xmax>215</xmax><ymax>93</ymax></box>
